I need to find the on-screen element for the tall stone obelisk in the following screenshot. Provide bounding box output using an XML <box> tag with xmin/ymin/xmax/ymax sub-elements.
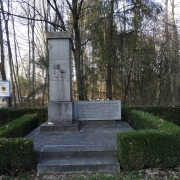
<box><xmin>40</xmin><ymin>32</ymin><xmax>79</xmax><ymax>132</ymax></box>
<box><xmin>47</xmin><ymin>32</ymin><xmax>72</xmax><ymax>125</ymax></box>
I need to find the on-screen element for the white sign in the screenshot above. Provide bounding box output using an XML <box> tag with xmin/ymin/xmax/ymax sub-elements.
<box><xmin>0</xmin><ymin>81</ymin><xmax>10</xmax><ymax>97</ymax></box>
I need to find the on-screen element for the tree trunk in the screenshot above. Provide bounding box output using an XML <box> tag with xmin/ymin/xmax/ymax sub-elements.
<box><xmin>27</xmin><ymin>0</ymin><xmax>31</xmax><ymax>106</ymax></box>
<box><xmin>170</xmin><ymin>0</ymin><xmax>179</xmax><ymax>104</ymax></box>
<box><xmin>32</xmin><ymin>0</ymin><xmax>36</xmax><ymax>107</ymax></box>
<box><xmin>106</xmin><ymin>0</ymin><xmax>114</xmax><ymax>100</ymax></box>
<box><xmin>12</xmin><ymin>15</ymin><xmax>22</xmax><ymax>106</ymax></box>
<box><xmin>72</xmin><ymin>0</ymin><xmax>85</xmax><ymax>100</ymax></box>
<box><xmin>0</xmin><ymin>0</ymin><xmax>16</xmax><ymax>107</ymax></box>
<box><xmin>0</xmin><ymin>13</ymin><xmax>6</xmax><ymax>81</ymax></box>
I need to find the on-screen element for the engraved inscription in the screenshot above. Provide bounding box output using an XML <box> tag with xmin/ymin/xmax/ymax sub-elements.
<box><xmin>74</xmin><ymin>100</ymin><xmax>121</xmax><ymax>120</ymax></box>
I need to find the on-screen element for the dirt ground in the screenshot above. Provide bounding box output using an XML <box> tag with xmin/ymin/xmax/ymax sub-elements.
<box><xmin>1</xmin><ymin>166</ymin><xmax>180</xmax><ymax>180</ymax></box>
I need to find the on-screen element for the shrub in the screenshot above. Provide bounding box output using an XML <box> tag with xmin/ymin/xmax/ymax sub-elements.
<box><xmin>138</xmin><ymin>106</ymin><xmax>180</xmax><ymax>126</ymax></box>
<box><xmin>117</xmin><ymin>110</ymin><xmax>180</xmax><ymax>170</ymax></box>
<box><xmin>0</xmin><ymin>107</ymin><xmax>47</xmax><ymax>126</ymax></box>
<box><xmin>0</xmin><ymin>114</ymin><xmax>39</xmax><ymax>138</ymax></box>
<box><xmin>0</xmin><ymin>114</ymin><xmax>38</xmax><ymax>175</ymax></box>
<box><xmin>121</xmin><ymin>106</ymin><xmax>131</xmax><ymax>122</ymax></box>
<box><xmin>0</xmin><ymin>138</ymin><xmax>34</xmax><ymax>175</ymax></box>
<box><xmin>129</xmin><ymin>110</ymin><xmax>180</xmax><ymax>131</ymax></box>
<box><xmin>117</xmin><ymin>130</ymin><xmax>180</xmax><ymax>170</ymax></box>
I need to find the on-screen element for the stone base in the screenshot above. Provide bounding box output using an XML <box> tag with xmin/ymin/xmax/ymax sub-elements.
<box><xmin>48</xmin><ymin>101</ymin><xmax>73</xmax><ymax>124</ymax></box>
<box><xmin>80</xmin><ymin>120</ymin><xmax>116</xmax><ymax>126</ymax></box>
<box><xmin>40</xmin><ymin>121</ymin><xmax>80</xmax><ymax>133</ymax></box>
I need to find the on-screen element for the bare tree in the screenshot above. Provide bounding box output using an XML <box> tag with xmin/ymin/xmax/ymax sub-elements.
<box><xmin>0</xmin><ymin>0</ymin><xmax>16</xmax><ymax>107</ymax></box>
<box><xmin>0</xmin><ymin>13</ymin><xmax>6</xmax><ymax>81</ymax></box>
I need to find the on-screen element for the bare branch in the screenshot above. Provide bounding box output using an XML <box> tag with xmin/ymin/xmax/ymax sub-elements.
<box><xmin>77</xmin><ymin>0</ymin><xmax>84</xmax><ymax>21</ymax></box>
<box><xmin>2</xmin><ymin>10</ymin><xmax>64</xmax><ymax>30</ymax></box>
<box><xmin>80</xmin><ymin>38</ymin><xmax>92</xmax><ymax>47</ymax></box>
<box><xmin>65</xmin><ymin>0</ymin><xmax>73</xmax><ymax>13</ymax></box>
<box><xmin>53</xmin><ymin>0</ymin><xmax>66</xmax><ymax>31</ymax></box>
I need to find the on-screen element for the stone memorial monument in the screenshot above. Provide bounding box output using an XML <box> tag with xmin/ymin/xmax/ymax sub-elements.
<box><xmin>40</xmin><ymin>32</ymin><xmax>79</xmax><ymax>132</ymax></box>
<box><xmin>40</xmin><ymin>31</ymin><xmax>121</xmax><ymax>133</ymax></box>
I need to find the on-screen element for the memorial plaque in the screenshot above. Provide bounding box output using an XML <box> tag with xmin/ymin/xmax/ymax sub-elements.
<box><xmin>74</xmin><ymin>100</ymin><xmax>121</xmax><ymax>121</ymax></box>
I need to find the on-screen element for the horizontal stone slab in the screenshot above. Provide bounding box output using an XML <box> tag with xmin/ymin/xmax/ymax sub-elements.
<box><xmin>74</xmin><ymin>100</ymin><xmax>121</xmax><ymax>121</ymax></box>
<box><xmin>40</xmin><ymin>145</ymin><xmax>117</xmax><ymax>159</ymax></box>
<box><xmin>80</xmin><ymin>120</ymin><xmax>116</xmax><ymax>126</ymax></box>
<box><xmin>46</xmin><ymin>31</ymin><xmax>72</xmax><ymax>39</ymax></box>
<box><xmin>40</xmin><ymin>121</ymin><xmax>80</xmax><ymax>133</ymax></box>
<box><xmin>37</xmin><ymin>157</ymin><xmax>120</xmax><ymax>174</ymax></box>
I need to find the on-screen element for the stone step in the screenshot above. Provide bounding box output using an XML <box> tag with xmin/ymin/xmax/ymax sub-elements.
<box><xmin>80</xmin><ymin>120</ymin><xmax>116</xmax><ymax>126</ymax></box>
<box><xmin>40</xmin><ymin>121</ymin><xmax>80</xmax><ymax>133</ymax></box>
<box><xmin>37</xmin><ymin>157</ymin><xmax>120</xmax><ymax>174</ymax></box>
<box><xmin>40</xmin><ymin>145</ymin><xmax>117</xmax><ymax>159</ymax></box>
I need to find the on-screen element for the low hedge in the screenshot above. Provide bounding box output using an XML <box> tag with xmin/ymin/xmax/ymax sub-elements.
<box><xmin>0</xmin><ymin>138</ymin><xmax>34</xmax><ymax>175</ymax></box>
<box><xmin>121</xmin><ymin>106</ymin><xmax>180</xmax><ymax>126</ymax></box>
<box><xmin>129</xmin><ymin>110</ymin><xmax>180</xmax><ymax>131</ymax></box>
<box><xmin>0</xmin><ymin>107</ymin><xmax>47</xmax><ymax>126</ymax></box>
<box><xmin>135</xmin><ymin>106</ymin><xmax>180</xmax><ymax>126</ymax></box>
<box><xmin>0</xmin><ymin>114</ymin><xmax>39</xmax><ymax>174</ymax></box>
<box><xmin>0</xmin><ymin>113</ymin><xmax>39</xmax><ymax>138</ymax></box>
<box><xmin>117</xmin><ymin>110</ymin><xmax>180</xmax><ymax>170</ymax></box>
<box><xmin>117</xmin><ymin>130</ymin><xmax>180</xmax><ymax>170</ymax></box>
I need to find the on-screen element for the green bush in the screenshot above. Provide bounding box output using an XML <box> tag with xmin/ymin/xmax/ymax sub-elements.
<box><xmin>121</xmin><ymin>106</ymin><xmax>131</xmax><ymax>122</ymax></box>
<box><xmin>0</xmin><ymin>138</ymin><xmax>34</xmax><ymax>175</ymax></box>
<box><xmin>117</xmin><ymin>110</ymin><xmax>180</xmax><ymax>170</ymax></box>
<box><xmin>0</xmin><ymin>114</ymin><xmax>39</xmax><ymax>174</ymax></box>
<box><xmin>129</xmin><ymin>110</ymin><xmax>180</xmax><ymax>131</ymax></box>
<box><xmin>122</xmin><ymin>106</ymin><xmax>180</xmax><ymax>126</ymax></box>
<box><xmin>137</xmin><ymin>106</ymin><xmax>180</xmax><ymax>126</ymax></box>
<box><xmin>117</xmin><ymin>130</ymin><xmax>180</xmax><ymax>170</ymax></box>
<box><xmin>0</xmin><ymin>107</ymin><xmax>47</xmax><ymax>126</ymax></box>
<box><xmin>0</xmin><ymin>114</ymin><xmax>39</xmax><ymax>138</ymax></box>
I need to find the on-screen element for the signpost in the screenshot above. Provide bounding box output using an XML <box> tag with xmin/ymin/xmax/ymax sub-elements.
<box><xmin>0</xmin><ymin>81</ymin><xmax>10</xmax><ymax>97</ymax></box>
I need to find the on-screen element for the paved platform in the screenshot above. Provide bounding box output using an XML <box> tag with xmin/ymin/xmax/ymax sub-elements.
<box><xmin>26</xmin><ymin>121</ymin><xmax>133</xmax><ymax>155</ymax></box>
<box><xmin>25</xmin><ymin>121</ymin><xmax>133</xmax><ymax>174</ymax></box>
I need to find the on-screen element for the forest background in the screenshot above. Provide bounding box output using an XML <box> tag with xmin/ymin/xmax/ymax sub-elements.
<box><xmin>0</xmin><ymin>0</ymin><xmax>179</xmax><ymax>107</ymax></box>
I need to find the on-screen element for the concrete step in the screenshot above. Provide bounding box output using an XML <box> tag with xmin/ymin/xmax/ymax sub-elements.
<box><xmin>40</xmin><ymin>121</ymin><xmax>80</xmax><ymax>133</ymax></box>
<box><xmin>40</xmin><ymin>145</ymin><xmax>117</xmax><ymax>159</ymax></box>
<box><xmin>37</xmin><ymin>157</ymin><xmax>120</xmax><ymax>174</ymax></box>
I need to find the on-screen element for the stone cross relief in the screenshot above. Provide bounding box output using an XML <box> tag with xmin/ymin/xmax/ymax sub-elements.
<box><xmin>53</xmin><ymin>64</ymin><xmax>66</xmax><ymax>78</ymax></box>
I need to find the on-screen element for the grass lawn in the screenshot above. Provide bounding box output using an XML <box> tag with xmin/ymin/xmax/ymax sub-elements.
<box><xmin>1</xmin><ymin>166</ymin><xmax>180</xmax><ymax>180</ymax></box>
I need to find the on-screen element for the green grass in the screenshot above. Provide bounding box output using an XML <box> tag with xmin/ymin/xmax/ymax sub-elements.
<box><xmin>17</xmin><ymin>174</ymin><xmax>30</xmax><ymax>180</ymax></box>
<box><xmin>2</xmin><ymin>177</ymin><xmax>12</xmax><ymax>180</ymax></box>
